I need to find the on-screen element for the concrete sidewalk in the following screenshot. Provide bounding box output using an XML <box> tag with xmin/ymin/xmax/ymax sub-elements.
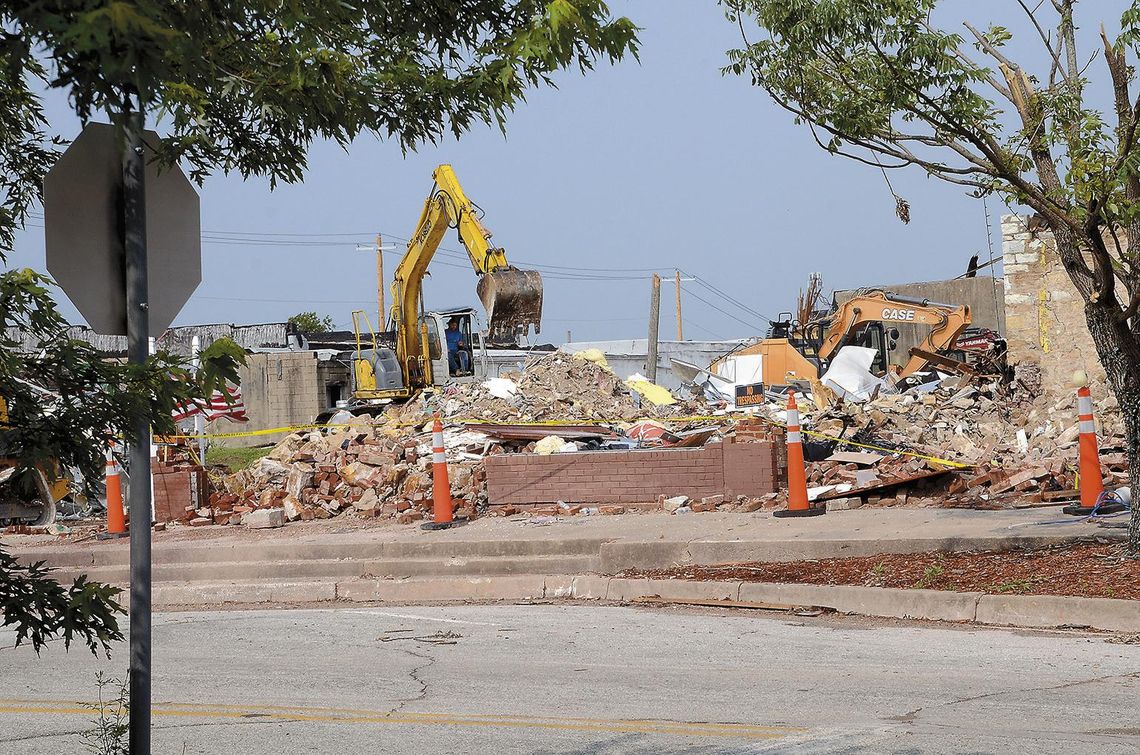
<box><xmin>4</xmin><ymin>508</ymin><xmax>1121</xmax><ymax>582</ymax></box>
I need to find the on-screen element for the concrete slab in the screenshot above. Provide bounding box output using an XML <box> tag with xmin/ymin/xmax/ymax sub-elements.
<box><xmin>154</xmin><ymin>580</ymin><xmax>336</xmax><ymax>607</ymax></box>
<box><xmin>569</xmin><ymin>575</ymin><xmax>611</xmax><ymax>599</ymax></box>
<box><xmin>607</xmin><ymin>578</ymin><xmax>741</xmax><ymax>602</ymax></box>
<box><xmin>336</xmin><ymin>575</ymin><xmax>547</xmax><ymax>603</ymax></box>
<box><xmin>976</xmin><ymin>593</ymin><xmax>1140</xmax><ymax>632</ymax></box>
<box><xmin>8</xmin><ymin>509</ymin><xmax>1119</xmax><ymax>593</ymax></box>
<box><xmin>739</xmin><ymin>582</ymin><xmax>982</xmax><ymax>622</ymax></box>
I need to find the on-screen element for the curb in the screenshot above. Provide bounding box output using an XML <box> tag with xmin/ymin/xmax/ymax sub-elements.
<box><xmin>149</xmin><ymin>575</ymin><xmax>1140</xmax><ymax>632</ymax></box>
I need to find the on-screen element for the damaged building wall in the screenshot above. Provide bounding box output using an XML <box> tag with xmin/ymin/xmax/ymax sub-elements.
<box><xmin>4</xmin><ymin>322</ymin><xmax>296</xmax><ymax>357</ymax></box>
<box><xmin>1001</xmin><ymin>214</ymin><xmax>1104</xmax><ymax>400</ymax></box>
<box><xmin>560</xmin><ymin>339</ymin><xmax>750</xmax><ymax>390</ymax></box>
<box><xmin>834</xmin><ymin>276</ymin><xmax>1005</xmax><ymax>369</ymax></box>
<box><xmin>485</xmin><ymin>437</ymin><xmax>785</xmax><ymax>506</ymax></box>
<box><xmin>209</xmin><ymin>351</ymin><xmax>350</xmax><ymax>448</ymax></box>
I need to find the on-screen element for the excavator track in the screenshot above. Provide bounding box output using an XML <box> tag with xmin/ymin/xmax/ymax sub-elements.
<box><xmin>0</xmin><ymin>467</ymin><xmax>56</xmax><ymax>527</ymax></box>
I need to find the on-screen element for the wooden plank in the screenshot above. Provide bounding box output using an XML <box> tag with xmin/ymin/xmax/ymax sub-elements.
<box><xmin>825</xmin><ymin>451</ymin><xmax>884</xmax><ymax>466</ymax></box>
<box><xmin>813</xmin><ymin>468</ymin><xmax>955</xmax><ymax>501</ymax></box>
<box><xmin>1010</xmin><ymin>500</ymin><xmax>1072</xmax><ymax>509</ymax></box>
<box><xmin>908</xmin><ymin>347</ymin><xmax>976</xmax><ymax>375</ymax></box>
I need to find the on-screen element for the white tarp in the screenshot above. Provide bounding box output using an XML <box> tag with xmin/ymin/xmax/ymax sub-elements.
<box><xmin>712</xmin><ymin>353</ymin><xmax>763</xmax><ymax>386</ymax></box>
<box><xmin>707</xmin><ymin>353</ymin><xmax>763</xmax><ymax>408</ymax></box>
<box><xmin>820</xmin><ymin>346</ymin><xmax>888</xmax><ymax>402</ymax></box>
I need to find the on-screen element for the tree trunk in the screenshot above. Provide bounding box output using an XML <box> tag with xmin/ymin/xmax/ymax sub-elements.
<box><xmin>1082</xmin><ymin>301</ymin><xmax>1140</xmax><ymax>552</ymax></box>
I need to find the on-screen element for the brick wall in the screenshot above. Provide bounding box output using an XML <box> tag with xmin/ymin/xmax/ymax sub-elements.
<box><xmin>484</xmin><ymin>437</ymin><xmax>786</xmax><ymax>506</ymax></box>
<box><xmin>152</xmin><ymin>468</ymin><xmax>206</xmax><ymax>523</ymax></box>
<box><xmin>1001</xmin><ymin>214</ymin><xmax>1104</xmax><ymax>401</ymax></box>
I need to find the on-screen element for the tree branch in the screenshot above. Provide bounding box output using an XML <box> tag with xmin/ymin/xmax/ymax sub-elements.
<box><xmin>921</xmin><ymin>20</ymin><xmax>1013</xmax><ymax>102</ymax></box>
<box><xmin>1016</xmin><ymin>0</ymin><xmax>1065</xmax><ymax>82</ymax></box>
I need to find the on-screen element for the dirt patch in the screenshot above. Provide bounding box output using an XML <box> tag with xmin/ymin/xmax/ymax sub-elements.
<box><xmin>619</xmin><ymin>542</ymin><xmax>1140</xmax><ymax>600</ymax></box>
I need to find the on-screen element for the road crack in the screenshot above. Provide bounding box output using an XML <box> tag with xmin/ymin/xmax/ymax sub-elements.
<box><xmin>884</xmin><ymin>670</ymin><xmax>1140</xmax><ymax>725</ymax></box>
<box><xmin>389</xmin><ymin>648</ymin><xmax>436</xmax><ymax>715</ymax></box>
<box><xmin>945</xmin><ymin>670</ymin><xmax>1140</xmax><ymax>707</ymax></box>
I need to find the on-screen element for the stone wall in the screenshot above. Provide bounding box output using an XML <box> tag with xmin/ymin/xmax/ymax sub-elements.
<box><xmin>1001</xmin><ymin>214</ymin><xmax>1102</xmax><ymax>400</ymax></box>
<box><xmin>484</xmin><ymin>437</ymin><xmax>786</xmax><ymax>506</ymax></box>
<box><xmin>208</xmin><ymin>352</ymin><xmax>345</xmax><ymax>448</ymax></box>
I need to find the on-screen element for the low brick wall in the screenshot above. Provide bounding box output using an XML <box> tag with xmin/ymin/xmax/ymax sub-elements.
<box><xmin>152</xmin><ymin>467</ymin><xmax>207</xmax><ymax>523</ymax></box>
<box><xmin>484</xmin><ymin>437</ymin><xmax>786</xmax><ymax>507</ymax></box>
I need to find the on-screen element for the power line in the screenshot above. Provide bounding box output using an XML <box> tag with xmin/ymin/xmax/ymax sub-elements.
<box><xmin>681</xmin><ymin>317</ymin><xmax>721</xmax><ymax>339</ymax></box>
<box><xmin>197</xmin><ymin>295</ymin><xmax>377</xmax><ymax>304</ymax></box>
<box><xmin>680</xmin><ymin>284</ymin><xmax>764</xmax><ymax>332</ymax></box>
<box><xmin>22</xmin><ymin>210</ymin><xmax>678</xmax><ymax>279</ymax></box>
<box><xmin>683</xmin><ymin>271</ymin><xmax>773</xmax><ymax>323</ymax></box>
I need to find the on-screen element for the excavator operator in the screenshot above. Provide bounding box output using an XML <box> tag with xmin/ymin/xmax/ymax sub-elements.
<box><xmin>446</xmin><ymin>318</ymin><xmax>470</xmax><ymax>375</ymax></box>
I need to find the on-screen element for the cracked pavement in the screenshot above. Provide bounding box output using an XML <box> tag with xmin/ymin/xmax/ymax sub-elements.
<box><xmin>0</xmin><ymin>604</ymin><xmax>1137</xmax><ymax>753</ymax></box>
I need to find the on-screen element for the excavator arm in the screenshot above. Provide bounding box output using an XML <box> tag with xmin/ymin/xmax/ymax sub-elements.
<box><xmin>387</xmin><ymin>164</ymin><xmax>543</xmax><ymax>390</ymax></box>
<box><xmin>391</xmin><ymin>164</ymin><xmax>542</xmax><ymax>356</ymax></box>
<box><xmin>818</xmin><ymin>290</ymin><xmax>971</xmax><ymax>378</ymax></box>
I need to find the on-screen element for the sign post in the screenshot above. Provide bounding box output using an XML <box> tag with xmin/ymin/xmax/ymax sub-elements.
<box><xmin>45</xmin><ymin>118</ymin><xmax>202</xmax><ymax>755</ymax></box>
<box><xmin>123</xmin><ymin>109</ymin><xmax>153</xmax><ymax>755</ymax></box>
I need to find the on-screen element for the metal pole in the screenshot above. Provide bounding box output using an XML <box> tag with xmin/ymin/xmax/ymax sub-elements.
<box><xmin>647</xmin><ymin>274</ymin><xmax>661</xmax><ymax>383</ymax></box>
<box><xmin>123</xmin><ymin>108</ymin><xmax>152</xmax><ymax>755</ymax></box>
<box><xmin>675</xmin><ymin>270</ymin><xmax>683</xmax><ymax>341</ymax></box>
<box><xmin>191</xmin><ymin>335</ymin><xmax>206</xmax><ymax>463</ymax></box>
<box><xmin>376</xmin><ymin>233</ymin><xmax>384</xmax><ymax>329</ymax></box>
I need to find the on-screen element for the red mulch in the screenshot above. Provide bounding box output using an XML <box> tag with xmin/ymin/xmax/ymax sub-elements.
<box><xmin>619</xmin><ymin>543</ymin><xmax>1140</xmax><ymax>600</ymax></box>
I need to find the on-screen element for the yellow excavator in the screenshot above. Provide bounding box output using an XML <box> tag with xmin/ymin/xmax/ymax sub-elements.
<box><xmin>0</xmin><ymin>396</ymin><xmax>68</xmax><ymax>525</ymax></box>
<box><xmin>347</xmin><ymin>164</ymin><xmax>543</xmax><ymax>409</ymax></box>
<box><xmin>714</xmin><ymin>289</ymin><xmax>973</xmax><ymax>387</ymax></box>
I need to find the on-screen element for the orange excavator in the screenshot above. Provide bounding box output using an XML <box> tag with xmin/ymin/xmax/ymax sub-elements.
<box><xmin>715</xmin><ymin>289</ymin><xmax>972</xmax><ymax>388</ymax></box>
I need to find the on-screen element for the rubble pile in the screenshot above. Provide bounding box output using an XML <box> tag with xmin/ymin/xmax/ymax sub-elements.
<box><xmin>181</xmin><ymin>344</ymin><xmax>1133</xmax><ymax>526</ymax></box>
<box><xmin>203</xmin><ymin>353</ymin><xmax>700</xmax><ymax>527</ymax></box>
<box><xmin>207</xmin><ymin>418</ymin><xmax>495</xmax><ymax>526</ymax></box>
<box><xmin>791</xmin><ymin>374</ymin><xmax>1130</xmax><ymax>508</ymax></box>
<box><xmin>388</xmin><ymin>352</ymin><xmax>695</xmax><ymax>425</ymax></box>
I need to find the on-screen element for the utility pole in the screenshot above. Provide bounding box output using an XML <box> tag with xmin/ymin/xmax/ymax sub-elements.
<box><xmin>123</xmin><ymin>107</ymin><xmax>153</xmax><ymax>755</ymax></box>
<box><xmin>375</xmin><ymin>233</ymin><xmax>384</xmax><ymax>328</ymax></box>
<box><xmin>675</xmin><ymin>270</ymin><xmax>683</xmax><ymax>341</ymax></box>
<box><xmin>647</xmin><ymin>273</ymin><xmax>661</xmax><ymax>383</ymax></box>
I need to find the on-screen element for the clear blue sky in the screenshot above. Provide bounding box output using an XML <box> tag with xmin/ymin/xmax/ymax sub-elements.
<box><xmin>9</xmin><ymin>2</ymin><xmax>1025</xmax><ymax>343</ymax></box>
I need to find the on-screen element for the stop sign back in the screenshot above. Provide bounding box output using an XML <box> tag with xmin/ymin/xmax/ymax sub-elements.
<box><xmin>44</xmin><ymin>122</ymin><xmax>201</xmax><ymax>336</ymax></box>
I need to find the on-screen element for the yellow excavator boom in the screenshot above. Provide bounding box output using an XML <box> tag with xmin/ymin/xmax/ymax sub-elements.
<box><xmin>385</xmin><ymin>164</ymin><xmax>543</xmax><ymax>391</ymax></box>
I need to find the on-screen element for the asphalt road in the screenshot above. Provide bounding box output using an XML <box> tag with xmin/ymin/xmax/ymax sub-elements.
<box><xmin>0</xmin><ymin>603</ymin><xmax>1137</xmax><ymax>753</ymax></box>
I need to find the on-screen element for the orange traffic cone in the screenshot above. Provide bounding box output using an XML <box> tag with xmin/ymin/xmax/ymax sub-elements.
<box><xmin>1065</xmin><ymin>385</ymin><xmax>1125</xmax><ymax>515</ymax></box>
<box><xmin>774</xmin><ymin>391</ymin><xmax>824</xmax><ymax>518</ymax></box>
<box><xmin>422</xmin><ymin>416</ymin><xmax>464</xmax><ymax>530</ymax></box>
<box><xmin>100</xmin><ymin>440</ymin><xmax>128</xmax><ymax>539</ymax></box>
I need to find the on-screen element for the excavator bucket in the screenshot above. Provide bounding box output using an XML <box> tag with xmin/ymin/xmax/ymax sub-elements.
<box><xmin>477</xmin><ymin>267</ymin><xmax>543</xmax><ymax>342</ymax></box>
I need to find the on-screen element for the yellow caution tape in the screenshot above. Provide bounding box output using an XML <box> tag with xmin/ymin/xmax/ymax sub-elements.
<box><xmin>163</xmin><ymin>411</ymin><xmax>970</xmax><ymax>469</ymax></box>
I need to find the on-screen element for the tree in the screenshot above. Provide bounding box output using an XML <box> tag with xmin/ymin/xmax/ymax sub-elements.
<box><xmin>288</xmin><ymin>311</ymin><xmax>335</xmax><ymax>334</ymax></box>
<box><xmin>722</xmin><ymin>0</ymin><xmax>1140</xmax><ymax>551</ymax></box>
<box><xmin>0</xmin><ymin>0</ymin><xmax>638</xmax><ymax>209</ymax></box>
